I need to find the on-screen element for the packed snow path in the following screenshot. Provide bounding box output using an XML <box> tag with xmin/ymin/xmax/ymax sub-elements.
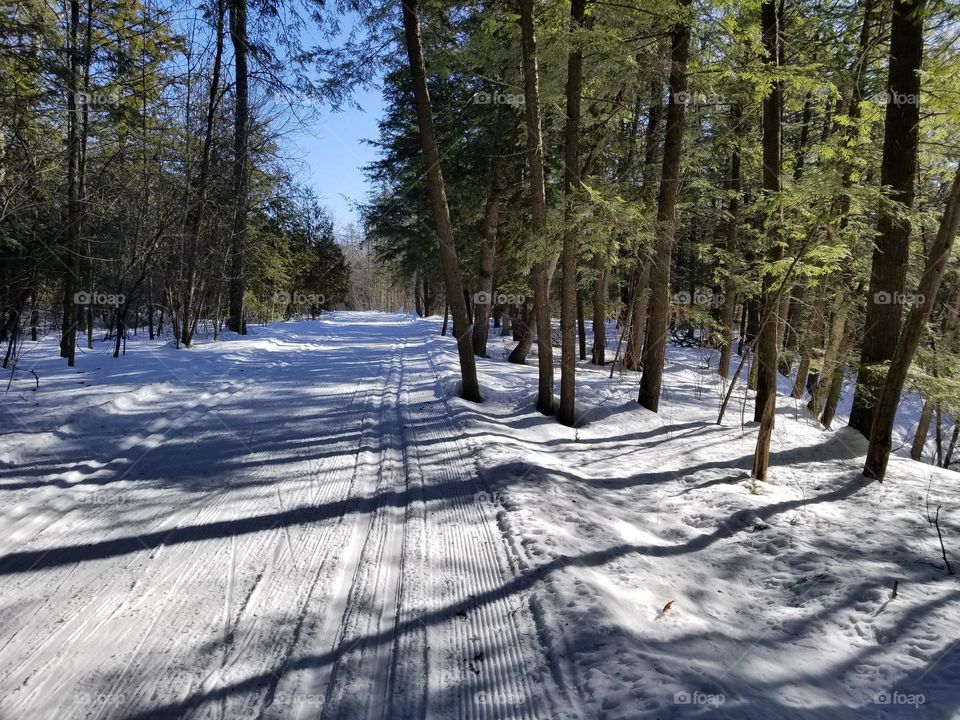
<box><xmin>3</xmin><ymin>312</ymin><xmax>959</xmax><ymax>719</ymax></box>
<box><xmin>0</xmin><ymin>314</ymin><xmax>565</xmax><ymax>720</ymax></box>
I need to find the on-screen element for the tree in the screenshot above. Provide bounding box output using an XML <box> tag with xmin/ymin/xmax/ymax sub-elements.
<box><xmin>227</xmin><ymin>0</ymin><xmax>249</xmax><ymax>334</ymax></box>
<box><xmin>848</xmin><ymin>0</ymin><xmax>925</xmax><ymax>436</ymax></box>
<box><xmin>638</xmin><ymin>0</ymin><xmax>693</xmax><ymax>412</ymax></box>
<box><xmin>399</xmin><ymin>0</ymin><xmax>481</xmax><ymax>402</ymax></box>
<box><xmin>558</xmin><ymin>0</ymin><xmax>587</xmax><ymax>426</ymax></box>
<box><xmin>515</xmin><ymin>0</ymin><xmax>555</xmax><ymax>415</ymax></box>
<box><xmin>865</xmin><ymin>164</ymin><xmax>960</xmax><ymax>480</ymax></box>
<box><xmin>750</xmin><ymin>0</ymin><xmax>784</xmax><ymax>481</ymax></box>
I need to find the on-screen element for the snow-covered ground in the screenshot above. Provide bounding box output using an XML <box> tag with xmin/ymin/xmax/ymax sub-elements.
<box><xmin>1</xmin><ymin>312</ymin><xmax>957</xmax><ymax>719</ymax></box>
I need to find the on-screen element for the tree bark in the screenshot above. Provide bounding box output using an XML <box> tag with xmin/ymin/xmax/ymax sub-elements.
<box><xmin>60</xmin><ymin>0</ymin><xmax>82</xmax><ymax>366</ymax></box>
<box><xmin>227</xmin><ymin>0</ymin><xmax>249</xmax><ymax>335</ymax></box>
<box><xmin>750</xmin><ymin>0</ymin><xmax>783</xmax><ymax>481</ymax></box>
<box><xmin>181</xmin><ymin>0</ymin><xmax>225</xmax><ymax>347</ymax></box>
<box><xmin>623</xmin><ymin>82</ymin><xmax>663</xmax><ymax>372</ymax></box>
<box><xmin>577</xmin><ymin>289</ymin><xmax>587</xmax><ymax>360</ymax></box>
<box><xmin>849</xmin><ymin>0</ymin><xmax>924</xmax><ymax>436</ymax></box>
<box><xmin>717</xmin><ymin>103</ymin><xmax>742</xmax><ymax>379</ymax></box>
<box><xmin>864</xmin><ymin>162</ymin><xmax>960</xmax><ymax>480</ymax></box>
<box><xmin>637</xmin><ymin>0</ymin><xmax>692</xmax><ymax>412</ymax></box>
<box><xmin>910</xmin><ymin>281</ymin><xmax>960</xmax><ymax>459</ymax></box>
<box><xmin>400</xmin><ymin>0</ymin><xmax>481</xmax><ymax>401</ymax></box>
<box><xmin>558</xmin><ymin>0</ymin><xmax>586</xmax><ymax>426</ymax></box>
<box><xmin>471</xmin><ymin>122</ymin><xmax>503</xmax><ymax>358</ymax></box>
<box><xmin>517</xmin><ymin>0</ymin><xmax>554</xmax><ymax>414</ymax></box>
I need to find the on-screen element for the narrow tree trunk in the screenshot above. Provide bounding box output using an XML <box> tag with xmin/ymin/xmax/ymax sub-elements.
<box><xmin>60</xmin><ymin>0</ymin><xmax>82</xmax><ymax>366</ymax></box>
<box><xmin>508</xmin><ymin>306</ymin><xmax>534</xmax><ymax>360</ymax></box>
<box><xmin>623</xmin><ymin>84</ymin><xmax>663</xmax><ymax>372</ymax></box>
<box><xmin>591</xmin><ymin>259</ymin><xmax>606</xmax><ymax>365</ymax></box>
<box><xmin>751</xmin><ymin>0</ymin><xmax>783</xmax><ymax>481</ymax></box>
<box><xmin>517</xmin><ymin>0</ymin><xmax>554</xmax><ymax>414</ymax></box>
<box><xmin>637</xmin><ymin>0</ymin><xmax>692</xmax><ymax>412</ymax></box>
<box><xmin>227</xmin><ymin>0</ymin><xmax>249</xmax><ymax>335</ymax></box>
<box><xmin>850</xmin><ymin>0</ymin><xmax>924</xmax><ymax>436</ymax></box>
<box><xmin>910</xmin><ymin>282</ymin><xmax>960</xmax><ymax>459</ymax></box>
<box><xmin>623</xmin><ymin>273</ymin><xmax>650</xmax><ymax>371</ymax></box>
<box><xmin>471</xmin><ymin>120</ymin><xmax>504</xmax><ymax>357</ymax></box>
<box><xmin>577</xmin><ymin>289</ymin><xmax>587</xmax><ymax>360</ymax></box>
<box><xmin>864</xmin><ymin>162</ymin><xmax>960</xmax><ymax>480</ymax></box>
<box><xmin>181</xmin><ymin>0</ymin><xmax>225</xmax><ymax>347</ymax></box>
<box><xmin>401</xmin><ymin>0</ymin><xmax>480</xmax><ymax>401</ymax></box>
<box><xmin>944</xmin><ymin>422</ymin><xmax>959</xmax><ymax>469</ymax></box>
<box><xmin>809</xmin><ymin>283</ymin><xmax>854</xmax><ymax>418</ymax></box>
<box><xmin>912</xmin><ymin>400</ymin><xmax>935</xmax><ymax>461</ymax></box>
<box><xmin>558</xmin><ymin>0</ymin><xmax>586</xmax><ymax>426</ymax></box>
<box><xmin>717</xmin><ymin>104</ymin><xmax>742</xmax><ymax>379</ymax></box>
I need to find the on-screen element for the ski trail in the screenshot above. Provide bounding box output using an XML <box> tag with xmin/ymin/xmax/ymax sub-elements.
<box><xmin>0</xmin><ymin>314</ymin><xmax>578</xmax><ymax>720</ymax></box>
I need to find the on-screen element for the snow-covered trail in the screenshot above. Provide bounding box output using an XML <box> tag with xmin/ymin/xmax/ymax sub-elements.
<box><xmin>0</xmin><ymin>313</ymin><xmax>566</xmax><ymax>720</ymax></box>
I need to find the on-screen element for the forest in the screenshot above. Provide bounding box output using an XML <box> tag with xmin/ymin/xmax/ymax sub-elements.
<box><xmin>4</xmin><ymin>0</ymin><xmax>959</xmax><ymax>478</ymax></box>
<box><xmin>1</xmin><ymin>0</ymin><xmax>959</xmax><ymax>716</ymax></box>
<box><xmin>362</xmin><ymin>0</ymin><xmax>960</xmax><ymax>481</ymax></box>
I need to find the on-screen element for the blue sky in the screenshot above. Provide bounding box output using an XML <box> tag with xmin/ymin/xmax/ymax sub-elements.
<box><xmin>285</xmin><ymin>11</ymin><xmax>387</xmax><ymax>234</ymax></box>
<box><xmin>287</xmin><ymin>82</ymin><xmax>384</xmax><ymax>233</ymax></box>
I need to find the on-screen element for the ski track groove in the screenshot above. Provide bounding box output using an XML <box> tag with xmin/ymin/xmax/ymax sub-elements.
<box><xmin>0</xmin><ymin>316</ymin><xmax>580</xmax><ymax>720</ymax></box>
<box><xmin>0</xmin><ymin>375</ymin><xmax>272</xmax><ymax>713</ymax></box>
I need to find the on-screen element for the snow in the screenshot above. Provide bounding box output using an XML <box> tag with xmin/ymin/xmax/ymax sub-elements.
<box><xmin>1</xmin><ymin>311</ymin><xmax>958</xmax><ymax>719</ymax></box>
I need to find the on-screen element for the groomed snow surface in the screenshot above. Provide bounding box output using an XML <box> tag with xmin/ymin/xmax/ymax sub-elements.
<box><xmin>1</xmin><ymin>311</ymin><xmax>957</xmax><ymax>720</ymax></box>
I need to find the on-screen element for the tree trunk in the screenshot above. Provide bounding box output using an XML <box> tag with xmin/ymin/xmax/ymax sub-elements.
<box><xmin>750</xmin><ymin>0</ymin><xmax>783</xmax><ymax>481</ymax></box>
<box><xmin>591</xmin><ymin>259</ymin><xmax>606</xmax><ymax>365</ymax></box>
<box><xmin>864</xmin><ymin>162</ymin><xmax>960</xmax><ymax>480</ymax></box>
<box><xmin>717</xmin><ymin>104</ymin><xmax>742</xmax><ymax>379</ymax></box>
<box><xmin>471</xmin><ymin>119</ymin><xmax>504</xmax><ymax>358</ymax></box>
<box><xmin>809</xmin><ymin>283</ymin><xmax>854</xmax><ymax>417</ymax></box>
<box><xmin>910</xmin><ymin>281</ymin><xmax>960</xmax><ymax>459</ymax></box>
<box><xmin>944</xmin><ymin>422</ymin><xmax>959</xmax><ymax>469</ymax></box>
<box><xmin>849</xmin><ymin>0</ymin><xmax>924</xmax><ymax>436</ymax></box>
<box><xmin>227</xmin><ymin>0</ymin><xmax>249</xmax><ymax>335</ymax></box>
<box><xmin>400</xmin><ymin>0</ymin><xmax>481</xmax><ymax>401</ymax></box>
<box><xmin>60</xmin><ymin>0</ymin><xmax>82</xmax><ymax>366</ymax></box>
<box><xmin>623</xmin><ymin>83</ymin><xmax>663</xmax><ymax>372</ymax></box>
<box><xmin>517</xmin><ymin>0</ymin><xmax>554</xmax><ymax>414</ymax></box>
<box><xmin>558</xmin><ymin>0</ymin><xmax>586</xmax><ymax>426</ymax></box>
<box><xmin>181</xmin><ymin>0</ymin><xmax>225</xmax><ymax>347</ymax></box>
<box><xmin>637</xmin><ymin>0</ymin><xmax>692</xmax><ymax>412</ymax></box>
<box><xmin>577</xmin><ymin>289</ymin><xmax>587</xmax><ymax>360</ymax></box>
